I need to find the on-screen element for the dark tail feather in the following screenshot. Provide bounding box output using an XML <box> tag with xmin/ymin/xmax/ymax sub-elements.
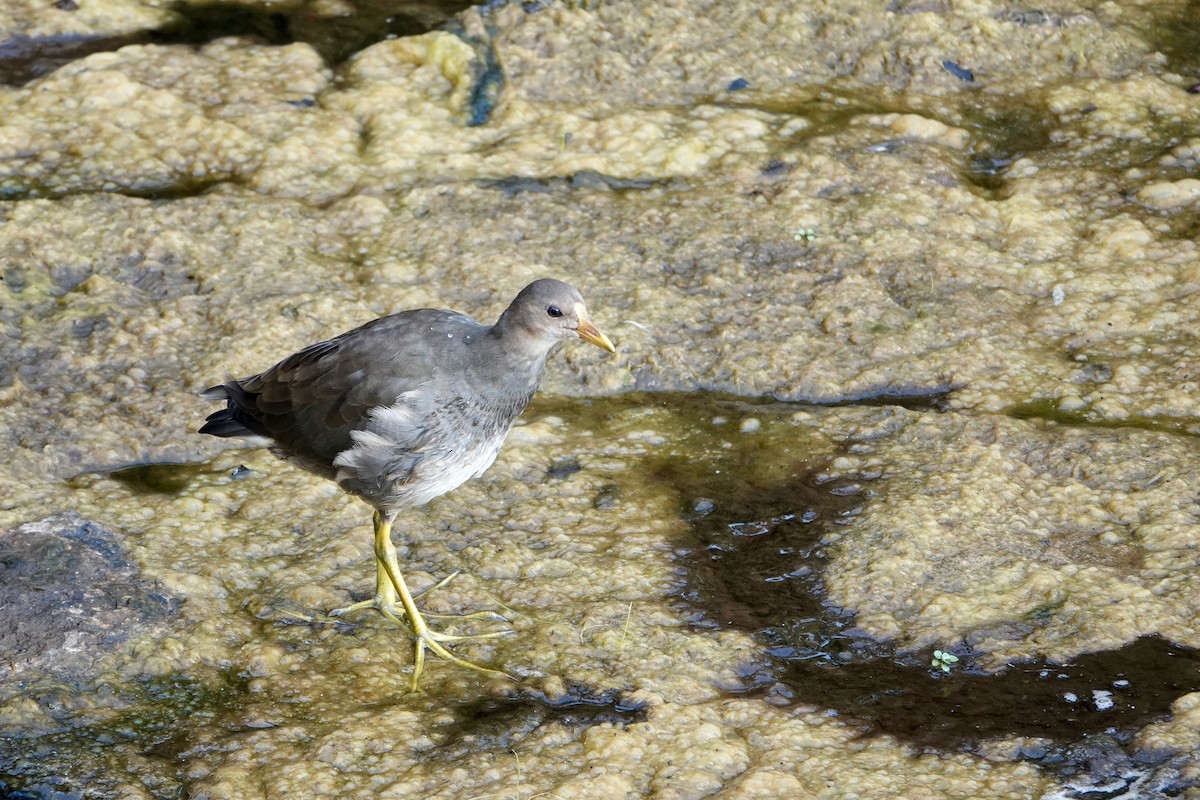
<box><xmin>199</xmin><ymin>410</ymin><xmax>252</xmax><ymax>437</ymax></box>
<box><xmin>198</xmin><ymin>382</ymin><xmax>259</xmax><ymax>438</ymax></box>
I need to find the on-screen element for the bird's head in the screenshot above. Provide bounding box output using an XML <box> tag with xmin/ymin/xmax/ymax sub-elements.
<box><xmin>498</xmin><ymin>279</ymin><xmax>616</xmax><ymax>354</ymax></box>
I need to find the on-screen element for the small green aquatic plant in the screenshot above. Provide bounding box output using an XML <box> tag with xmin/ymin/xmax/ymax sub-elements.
<box><xmin>793</xmin><ymin>227</ymin><xmax>817</xmax><ymax>242</ymax></box>
<box><xmin>932</xmin><ymin>649</ymin><xmax>959</xmax><ymax>673</ymax></box>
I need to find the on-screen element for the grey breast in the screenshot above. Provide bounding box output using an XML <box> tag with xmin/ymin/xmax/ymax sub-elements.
<box><xmin>316</xmin><ymin>311</ymin><xmax>539</xmax><ymax>513</ymax></box>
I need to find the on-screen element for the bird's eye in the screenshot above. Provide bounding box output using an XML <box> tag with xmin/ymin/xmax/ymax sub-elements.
<box><xmin>547</xmin><ymin>306</ymin><xmax>563</xmax><ymax>318</ymax></box>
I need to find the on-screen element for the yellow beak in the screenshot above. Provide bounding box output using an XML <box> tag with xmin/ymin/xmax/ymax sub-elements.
<box><xmin>576</xmin><ymin>317</ymin><xmax>616</xmax><ymax>353</ymax></box>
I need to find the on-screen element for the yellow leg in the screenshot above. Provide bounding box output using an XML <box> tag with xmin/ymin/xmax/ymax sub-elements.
<box><xmin>332</xmin><ymin>511</ymin><xmax>513</xmax><ymax>690</ymax></box>
<box><xmin>329</xmin><ymin>540</ymin><xmax>399</xmax><ymax>617</ymax></box>
<box><xmin>329</xmin><ymin>567</ymin><xmax>508</xmax><ymax>624</ymax></box>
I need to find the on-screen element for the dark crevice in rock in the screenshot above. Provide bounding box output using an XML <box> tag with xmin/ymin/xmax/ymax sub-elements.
<box><xmin>0</xmin><ymin>0</ymin><xmax>480</xmax><ymax>88</ymax></box>
<box><xmin>480</xmin><ymin>172</ymin><xmax>661</xmax><ymax>196</ymax></box>
<box><xmin>0</xmin><ymin>178</ymin><xmax>232</xmax><ymax>203</ymax></box>
<box><xmin>1007</xmin><ymin>400</ymin><xmax>1200</xmax><ymax>438</ymax></box>
<box><xmin>431</xmin><ymin>683</ymin><xmax>648</xmax><ymax>757</ymax></box>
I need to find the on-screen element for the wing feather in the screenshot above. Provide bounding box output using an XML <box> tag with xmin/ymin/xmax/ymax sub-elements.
<box><xmin>200</xmin><ymin>309</ymin><xmax>482</xmax><ymax>474</ymax></box>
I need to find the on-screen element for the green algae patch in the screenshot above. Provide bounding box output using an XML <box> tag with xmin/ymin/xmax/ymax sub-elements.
<box><xmin>107</xmin><ymin>461</ymin><xmax>217</xmax><ymax>495</ymax></box>
<box><xmin>1008</xmin><ymin>398</ymin><xmax>1200</xmax><ymax>437</ymax></box>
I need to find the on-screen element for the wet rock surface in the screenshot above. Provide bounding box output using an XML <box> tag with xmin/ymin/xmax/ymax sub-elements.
<box><xmin>0</xmin><ymin>512</ymin><xmax>178</xmax><ymax>679</ymax></box>
<box><xmin>2</xmin><ymin>0</ymin><xmax>1200</xmax><ymax>798</ymax></box>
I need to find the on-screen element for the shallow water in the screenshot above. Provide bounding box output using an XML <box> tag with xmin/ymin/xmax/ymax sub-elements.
<box><xmin>5</xmin><ymin>396</ymin><xmax>1199</xmax><ymax>796</ymax></box>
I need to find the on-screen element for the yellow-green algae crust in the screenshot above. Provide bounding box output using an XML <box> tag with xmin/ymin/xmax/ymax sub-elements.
<box><xmin>0</xmin><ymin>0</ymin><xmax>171</xmax><ymax>40</ymax></box>
<box><xmin>1</xmin><ymin>400</ymin><xmax>1052</xmax><ymax>798</ymax></box>
<box><xmin>809</xmin><ymin>406</ymin><xmax>1200</xmax><ymax>663</ymax></box>
<box><xmin>3</xmin><ymin>0</ymin><xmax>1200</xmax><ymax>797</ymax></box>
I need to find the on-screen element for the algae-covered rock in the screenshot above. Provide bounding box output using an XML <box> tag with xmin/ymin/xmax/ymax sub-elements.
<box><xmin>3</xmin><ymin>0</ymin><xmax>1200</xmax><ymax>798</ymax></box>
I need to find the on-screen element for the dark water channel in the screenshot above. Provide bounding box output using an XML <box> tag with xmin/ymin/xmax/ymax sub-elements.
<box><xmin>632</xmin><ymin>393</ymin><xmax>1200</xmax><ymax>776</ymax></box>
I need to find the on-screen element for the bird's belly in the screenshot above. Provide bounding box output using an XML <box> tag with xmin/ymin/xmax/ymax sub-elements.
<box><xmin>404</xmin><ymin>438</ymin><xmax>505</xmax><ymax>507</ymax></box>
<box><xmin>334</xmin><ymin>429</ymin><xmax>508</xmax><ymax>514</ymax></box>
